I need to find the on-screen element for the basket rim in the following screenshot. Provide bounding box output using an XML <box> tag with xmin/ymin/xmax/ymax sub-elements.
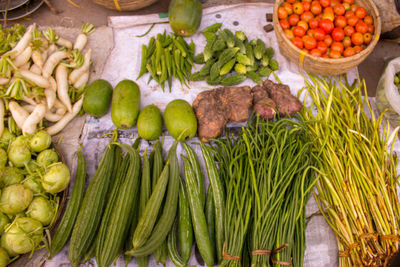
<box><xmin>273</xmin><ymin>0</ymin><xmax>382</xmax><ymax>64</ymax></box>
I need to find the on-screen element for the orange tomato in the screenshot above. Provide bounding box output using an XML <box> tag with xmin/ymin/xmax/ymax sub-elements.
<box><xmin>322</xmin><ymin>12</ymin><xmax>335</xmax><ymax>21</ymax></box>
<box><xmin>332</xmin><ymin>27</ymin><xmax>345</xmax><ymax>42</ymax></box>
<box><xmin>345</xmin><ymin>10</ymin><xmax>354</xmax><ymax>19</ymax></box>
<box><xmin>317</xmin><ymin>41</ymin><xmax>328</xmax><ymax>54</ymax></box>
<box><xmin>311</xmin><ymin>2</ymin><xmax>322</xmax><ymax>15</ymax></box>
<box><xmin>334</xmin><ymin>16</ymin><xmax>347</xmax><ymax>28</ymax></box>
<box><xmin>364</xmin><ymin>15</ymin><xmax>373</xmax><ymax>25</ymax></box>
<box><xmin>293</xmin><ymin>25</ymin><xmax>306</xmax><ymax>37</ymax></box>
<box><xmin>320</xmin><ymin>0</ymin><xmax>330</xmax><ymax>8</ymax></box>
<box><xmin>347</xmin><ymin>15</ymin><xmax>359</xmax><ymax>27</ymax></box>
<box><xmin>280</xmin><ymin>19</ymin><xmax>291</xmax><ymax>30</ymax></box>
<box><xmin>293</xmin><ymin>2</ymin><xmax>304</xmax><ymax>15</ymax></box>
<box><xmin>303</xmin><ymin>35</ymin><xmax>317</xmax><ymax>50</ymax></box>
<box><xmin>351</xmin><ymin>32</ymin><xmax>364</xmax><ymax>45</ymax></box>
<box><xmin>355</xmin><ymin>7</ymin><xmax>367</xmax><ymax>19</ymax></box>
<box><xmin>330</xmin><ymin>0</ymin><xmax>341</xmax><ymax>7</ymax></box>
<box><xmin>367</xmin><ymin>24</ymin><xmax>374</xmax><ymax>34</ymax></box>
<box><xmin>278</xmin><ymin>7</ymin><xmax>289</xmax><ymax>19</ymax></box>
<box><xmin>344</xmin><ymin>25</ymin><xmax>355</xmax><ymax>36</ymax></box>
<box><xmin>350</xmin><ymin>4</ymin><xmax>358</xmax><ymax>13</ymax></box>
<box><xmin>343</xmin><ymin>0</ymin><xmax>354</xmax><ymax>4</ymax></box>
<box><xmin>310</xmin><ymin>48</ymin><xmax>323</xmax><ymax>57</ymax></box>
<box><xmin>301</xmin><ymin>11</ymin><xmax>314</xmax><ymax>22</ymax></box>
<box><xmin>292</xmin><ymin>37</ymin><xmax>304</xmax><ymax>49</ymax></box>
<box><xmin>330</xmin><ymin>41</ymin><xmax>344</xmax><ymax>53</ymax></box>
<box><xmin>353</xmin><ymin>45</ymin><xmax>362</xmax><ymax>53</ymax></box>
<box><xmin>334</xmin><ymin>4</ymin><xmax>346</xmax><ymax>16</ymax></box>
<box><xmin>282</xmin><ymin>2</ymin><xmax>294</xmax><ymax>15</ymax></box>
<box><xmin>284</xmin><ymin>29</ymin><xmax>295</xmax><ymax>40</ymax></box>
<box><xmin>288</xmin><ymin>14</ymin><xmax>300</xmax><ymax>26</ymax></box>
<box><xmin>297</xmin><ymin>20</ymin><xmax>309</xmax><ymax>31</ymax></box>
<box><xmin>342</xmin><ymin>36</ymin><xmax>352</xmax><ymax>47</ymax></box>
<box><xmin>355</xmin><ymin>21</ymin><xmax>368</xmax><ymax>34</ymax></box>
<box><xmin>319</xmin><ymin>19</ymin><xmax>334</xmax><ymax>34</ymax></box>
<box><xmin>307</xmin><ymin>29</ymin><xmax>316</xmax><ymax>38</ymax></box>
<box><xmin>314</xmin><ymin>28</ymin><xmax>325</xmax><ymax>41</ymax></box>
<box><xmin>343</xmin><ymin>47</ymin><xmax>356</xmax><ymax>57</ymax></box>
<box><xmin>363</xmin><ymin>33</ymin><xmax>372</xmax><ymax>44</ymax></box>
<box><xmin>309</xmin><ymin>18</ymin><xmax>320</xmax><ymax>29</ymax></box>
<box><xmin>302</xmin><ymin>1</ymin><xmax>311</xmax><ymax>12</ymax></box>
<box><xmin>324</xmin><ymin>34</ymin><xmax>333</xmax><ymax>47</ymax></box>
<box><xmin>329</xmin><ymin>50</ymin><xmax>342</xmax><ymax>58</ymax></box>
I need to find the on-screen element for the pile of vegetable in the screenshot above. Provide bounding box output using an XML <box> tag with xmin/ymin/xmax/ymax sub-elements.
<box><xmin>137</xmin><ymin>32</ymin><xmax>195</xmax><ymax>92</ymax></box>
<box><xmin>395</xmin><ymin>71</ymin><xmax>400</xmax><ymax>93</ymax></box>
<box><xmin>191</xmin><ymin>23</ymin><xmax>279</xmax><ymax>86</ymax></box>
<box><xmin>278</xmin><ymin>0</ymin><xmax>375</xmax><ymax>58</ymax></box>
<box><xmin>0</xmin><ymin>23</ymin><xmax>95</xmax><ymax>137</ymax></box>
<box><xmin>300</xmin><ymin>75</ymin><xmax>400</xmax><ymax>266</ymax></box>
<box><xmin>0</xmin><ymin>129</ymin><xmax>70</xmax><ymax>265</ymax></box>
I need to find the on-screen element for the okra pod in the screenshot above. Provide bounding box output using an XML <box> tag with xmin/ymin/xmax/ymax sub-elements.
<box><xmin>137</xmin><ymin>44</ymin><xmax>147</xmax><ymax>80</ymax></box>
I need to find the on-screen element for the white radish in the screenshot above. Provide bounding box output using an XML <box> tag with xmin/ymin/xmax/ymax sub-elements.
<box><xmin>47</xmin><ymin>44</ymin><xmax>57</xmax><ymax>56</ymax></box>
<box><xmin>74</xmin><ymin>23</ymin><xmax>95</xmax><ymax>51</ymax></box>
<box><xmin>19</xmin><ymin>62</ymin><xmax>31</xmax><ymax>70</ymax></box>
<box><xmin>39</xmin><ymin>37</ymin><xmax>49</xmax><ymax>50</ymax></box>
<box><xmin>31</xmin><ymin>50</ymin><xmax>44</xmax><ymax>69</ymax></box>
<box><xmin>23</xmin><ymin>104</ymin><xmax>62</xmax><ymax>122</ymax></box>
<box><xmin>46</xmin><ymin>97</ymin><xmax>83</xmax><ymax>135</ymax></box>
<box><xmin>69</xmin><ymin>49</ymin><xmax>91</xmax><ymax>84</ymax></box>
<box><xmin>42</xmin><ymin>50</ymin><xmax>69</xmax><ymax>78</ymax></box>
<box><xmin>53</xmin><ymin>99</ymin><xmax>67</xmax><ymax>115</ymax></box>
<box><xmin>14</xmin><ymin>46</ymin><xmax>32</xmax><ymax>67</ymax></box>
<box><xmin>9</xmin><ymin>101</ymin><xmax>29</xmax><ymax>129</ymax></box>
<box><xmin>41</xmin><ymin>49</ymin><xmax>49</xmax><ymax>63</ymax></box>
<box><xmin>56</xmin><ymin>37</ymin><xmax>73</xmax><ymax>49</ymax></box>
<box><xmin>0</xmin><ymin>77</ymin><xmax>10</xmax><ymax>85</ymax></box>
<box><xmin>30</xmin><ymin>64</ymin><xmax>42</xmax><ymax>75</ymax></box>
<box><xmin>22</xmin><ymin>96</ymin><xmax>36</xmax><ymax>106</ymax></box>
<box><xmin>45</xmin><ymin>77</ymin><xmax>57</xmax><ymax>109</ymax></box>
<box><xmin>0</xmin><ymin>98</ymin><xmax>4</xmax><ymax>137</ymax></box>
<box><xmin>22</xmin><ymin>103</ymin><xmax>46</xmax><ymax>135</ymax></box>
<box><xmin>55</xmin><ymin>64</ymin><xmax>72</xmax><ymax>112</ymax></box>
<box><xmin>73</xmin><ymin>71</ymin><xmax>89</xmax><ymax>89</ymax></box>
<box><xmin>19</xmin><ymin>70</ymin><xmax>50</xmax><ymax>88</ymax></box>
<box><xmin>6</xmin><ymin>24</ymin><xmax>35</xmax><ymax>58</ymax></box>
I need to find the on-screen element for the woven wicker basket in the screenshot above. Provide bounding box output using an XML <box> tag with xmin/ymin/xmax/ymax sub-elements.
<box><xmin>273</xmin><ymin>0</ymin><xmax>381</xmax><ymax>75</ymax></box>
<box><xmin>92</xmin><ymin>0</ymin><xmax>159</xmax><ymax>11</ymax></box>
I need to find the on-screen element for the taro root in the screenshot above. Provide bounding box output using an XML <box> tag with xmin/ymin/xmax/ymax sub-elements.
<box><xmin>263</xmin><ymin>80</ymin><xmax>302</xmax><ymax>117</ymax></box>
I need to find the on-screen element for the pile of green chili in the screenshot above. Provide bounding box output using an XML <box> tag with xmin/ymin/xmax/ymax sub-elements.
<box><xmin>300</xmin><ymin>75</ymin><xmax>400</xmax><ymax>266</ymax></box>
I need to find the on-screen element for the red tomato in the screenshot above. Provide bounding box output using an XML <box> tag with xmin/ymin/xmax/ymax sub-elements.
<box><xmin>303</xmin><ymin>36</ymin><xmax>317</xmax><ymax>50</ymax></box>
<box><xmin>302</xmin><ymin>1</ymin><xmax>311</xmax><ymax>12</ymax></box>
<box><xmin>287</xmin><ymin>0</ymin><xmax>296</xmax><ymax>3</ymax></box>
<box><xmin>307</xmin><ymin>29</ymin><xmax>316</xmax><ymax>38</ymax></box>
<box><xmin>292</xmin><ymin>37</ymin><xmax>304</xmax><ymax>49</ymax></box>
<box><xmin>353</xmin><ymin>45</ymin><xmax>362</xmax><ymax>53</ymax></box>
<box><xmin>284</xmin><ymin>29</ymin><xmax>295</xmax><ymax>40</ymax></box>
<box><xmin>322</xmin><ymin>53</ymin><xmax>330</xmax><ymax>58</ymax></box>
<box><xmin>278</xmin><ymin>7</ymin><xmax>289</xmax><ymax>19</ymax></box>
<box><xmin>282</xmin><ymin>2</ymin><xmax>294</xmax><ymax>15</ymax></box>
<box><xmin>347</xmin><ymin>15</ymin><xmax>359</xmax><ymax>26</ymax></box>
<box><xmin>355</xmin><ymin>7</ymin><xmax>367</xmax><ymax>19</ymax></box>
<box><xmin>301</xmin><ymin>11</ymin><xmax>314</xmax><ymax>22</ymax></box>
<box><xmin>329</xmin><ymin>50</ymin><xmax>342</xmax><ymax>58</ymax></box>
<box><xmin>322</xmin><ymin>12</ymin><xmax>335</xmax><ymax>21</ymax></box>
<box><xmin>342</xmin><ymin>36</ymin><xmax>352</xmax><ymax>47</ymax></box>
<box><xmin>293</xmin><ymin>25</ymin><xmax>306</xmax><ymax>37</ymax></box>
<box><xmin>280</xmin><ymin>19</ymin><xmax>291</xmax><ymax>30</ymax></box>
<box><xmin>367</xmin><ymin>24</ymin><xmax>374</xmax><ymax>34</ymax></box>
<box><xmin>320</xmin><ymin>0</ymin><xmax>330</xmax><ymax>8</ymax></box>
<box><xmin>317</xmin><ymin>41</ymin><xmax>328</xmax><ymax>54</ymax></box>
<box><xmin>334</xmin><ymin>16</ymin><xmax>347</xmax><ymax>28</ymax></box>
<box><xmin>351</xmin><ymin>32</ymin><xmax>364</xmax><ymax>45</ymax></box>
<box><xmin>343</xmin><ymin>0</ymin><xmax>354</xmax><ymax>4</ymax></box>
<box><xmin>288</xmin><ymin>14</ymin><xmax>300</xmax><ymax>26</ymax></box>
<box><xmin>345</xmin><ymin>10</ymin><xmax>354</xmax><ymax>19</ymax></box>
<box><xmin>343</xmin><ymin>3</ymin><xmax>351</xmax><ymax>11</ymax></box>
<box><xmin>324</xmin><ymin>34</ymin><xmax>333</xmax><ymax>46</ymax></box>
<box><xmin>334</xmin><ymin>4</ymin><xmax>346</xmax><ymax>16</ymax></box>
<box><xmin>314</xmin><ymin>28</ymin><xmax>325</xmax><ymax>41</ymax></box>
<box><xmin>344</xmin><ymin>25</ymin><xmax>355</xmax><ymax>36</ymax></box>
<box><xmin>309</xmin><ymin>18</ymin><xmax>319</xmax><ymax>29</ymax></box>
<box><xmin>310</xmin><ymin>48</ymin><xmax>322</xmax><ymax>57</ymax></box>
<box><xmin>343</xmin><ymin>47</ymin><xmax>356</xmax><ymax>57</ymax></box>
<box><xmin>324</xmin><ymin>7</ymin><xmax>334</xmax><ymax>15</ymax></box>
<box><xmin>363</xmin><ymin>33</ymin><xmax>372</xmax><ymax>44</ymax></box>
<box><xmin>319</xmin><ymin>19</ymin><xmax>334</xmax><ymax>34</ymax></box>
<box><xmin>297</xmin><ymin>20</ymin><xmax>309</xmax><ymax>31</ymax></box>
<box><xmin>293</xmin><ymin>2</ymin><xmax>304</xmax><ymax>15</ymax></box>
<box><xmin>350</xmin><ymin>4</ymin><xmax>358</xmax><ymax>13</ymax></box>
<box><xmin>311</xmin><ymin>2</ymin><xmax>322</xmax><ymax>15</ymax></box>
<box><xmin>332</xmin><ymin>28</ymin><xmax>345</xmax><ymax>41</ymax></box>
<box><xmin>364</xmin><ymin>15</ymin><xmax>373</xmax><ymax>25</ymax></box>
<box><xmin>331</xmin><ymin>41</ymin><xmax>344</xmax><ymax>53</ymax></box>
<box><xmin>355</xmin><ymin>21</ymin><xmax>368</xmax><ymax>34</ymax></box>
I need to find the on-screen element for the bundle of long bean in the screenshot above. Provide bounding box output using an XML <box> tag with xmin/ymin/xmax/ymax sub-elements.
<box><xmin>300</xmin><ymin>75</ymin><xmax>400</xmax><ymax>266</ymax></box>
<box><xmin>137</xmin><ymin>32</ymin><xmax>194</xmax><ymax>92</ymax></box>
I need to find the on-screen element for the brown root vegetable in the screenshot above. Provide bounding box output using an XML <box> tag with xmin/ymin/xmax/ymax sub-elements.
<box><xmin>252</xmin><ymin>84</ymin><xmax>277</xmax><ymax>120</ymax></box>
<box><xmin>263</xmin><ymin>80</ymin><xmax>302</xmax><ymax>116</ymax></box>
<box><xmin>192</xmin><ymin>86</ymin><xmax>252</xmax><ymax>142</ymax></box>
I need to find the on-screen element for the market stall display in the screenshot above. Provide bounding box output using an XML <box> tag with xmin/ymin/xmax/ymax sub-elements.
<box><xmin>0</xmin><ymin>1</ymin><xmax>398</xmax><ymax>267</ymax></box>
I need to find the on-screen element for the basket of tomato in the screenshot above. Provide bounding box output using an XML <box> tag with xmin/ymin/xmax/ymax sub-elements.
<box><xmin>273</xmin><ymin>0</ymin><xmax>381</xmax><ymax>75</ymax></box>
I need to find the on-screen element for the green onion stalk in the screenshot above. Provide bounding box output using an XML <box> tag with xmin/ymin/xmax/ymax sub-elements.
<box><xmin>300</xmin><ymin>74</ymin><xmax>400</xmax><ymax>266</ymax></box>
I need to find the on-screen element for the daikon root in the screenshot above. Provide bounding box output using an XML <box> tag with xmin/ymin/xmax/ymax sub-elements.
<box><xmin>46</xmin><ymin>97</ymin><xmax>83</xmax><ymax>135</ymax></box>
<box><xmin>6</xmin><ymin>24</ymin><xmax>35</xmax><ymax>58</ymax></box>
<box><xmin>9</xmin><ymin>101</ymin><xmax>29</xmax><ymax>129</ymax></box>
<box><xmin>0</xmin><ymin>98</ymin><xmax>4</xmax><ymax>137</ymax></box>
<box><xmin>42</xmin><ymin>50</ymin><xmax>69</xmax><ymax>78</ymax></box>
<box><xmin>30</xmin><ymin>64</ymin><xmax>42</xmax><ymax>75</ymax></box>
<box><xmin>69</xmin><ymin>48</ymin><xmax>91</xmax><ymax>84</ymax></box>
<box><xmin>19</xmin><ymin>69</ymin><xmax>50</xmax><ymax>88</ymax></box>
<box><xmin>55</xmin><ymin>64</ymin><xmax>72</xmax><ymax>112</ymax></box>
<box><xmin>22</xmin><ymin>103</ymin><xmax>46</xmax><ymax>135</ymax></box>
<box><xmin>73</xmin><ymin>23</ymin><xmax>95</xmax><ymax>51</ymax></box>
<box><xmin>14</xmin><ymin>46</ymin><xmax>32</xmax><ymax>67</ymax></box>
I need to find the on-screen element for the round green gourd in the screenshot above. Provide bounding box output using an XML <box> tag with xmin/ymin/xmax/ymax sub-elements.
<box><xmin>111</xmin><ymin>80</ymin><xmax>141</xmax><ymax>129</ymax></box>
<box><xmin>164</xmin><ymin>99</ymin><xmax>197</xmax><ymax>141</ymax></box>
<box><xmin>168</xmin><ymin>0</ymin><xmax>203</xmax><ymax>37</ymax></box>
<box><xmin>83</xmin><ymin>79</ymin><xmax>113</xmax><ymax>117</ymax></box>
